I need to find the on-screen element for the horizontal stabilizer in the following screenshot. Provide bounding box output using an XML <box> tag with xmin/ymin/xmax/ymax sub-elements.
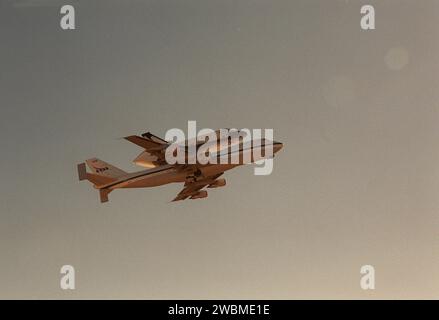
<box><xmin>99</xmin><ymin>189</ymin><xmax>111</xmax><ymax>203</ymax></box>
<box><xmin>78</xmin><ymin>158</ymin><xmax>123</xmax><ymax>203</ymax></box>
<box><xmin>78</xmin><ymin>163</ymin><xmax>87</xmax><ymax>181</ymax></box>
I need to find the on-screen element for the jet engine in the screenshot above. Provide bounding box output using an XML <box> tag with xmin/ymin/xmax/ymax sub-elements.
<box><xmin>207</xmin><ymin>178</ymin><xmax>226</xmax><ymax>188</ymax></box>
<box><xmin>190</xmin><ymin>190</ymin><xmax>208</xmax><ymax>199</ymax></box>
<box><xmin>133</xmin><ymin>151</ymin><xmax>159</xmax><ymax>168</ymax></box>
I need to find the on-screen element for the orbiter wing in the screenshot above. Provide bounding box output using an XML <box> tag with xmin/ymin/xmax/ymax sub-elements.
<box><xmin>124</xmin><ymin>132</ymin><xmax>169</xmax><ymax>167</ymax></box>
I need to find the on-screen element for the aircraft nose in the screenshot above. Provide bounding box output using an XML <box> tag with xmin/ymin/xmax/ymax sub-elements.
<box><xmin>273</xmin><ymin>141</ymin><xmax>283</xmax><ymax>153</ymax></box>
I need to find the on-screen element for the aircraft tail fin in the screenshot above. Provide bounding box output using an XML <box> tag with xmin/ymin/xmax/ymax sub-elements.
<box><xmin>77</xmin><ymin>158</ymin><xmax>125</xmax><ymax>203</ymax></box>
<box><xmin>78</xmin><ymin>163</ymin><xmax>115</xmax><ymax>186</ymax></box>
<box><xmin>84</xmin><ymin>158</ymin><xmax>127</xmax><ymax>179</ymax></box>
<box><xmin>99</xmin><ymin>189</ymin><xmax>112</xmax><ymax>203</ymax></box>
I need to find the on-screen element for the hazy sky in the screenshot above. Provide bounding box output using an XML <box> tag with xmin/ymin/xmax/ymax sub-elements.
<box><xmin>0</xmin><ymin>0</ymin><xmax>438</xmax><ymax>299</ymax></box>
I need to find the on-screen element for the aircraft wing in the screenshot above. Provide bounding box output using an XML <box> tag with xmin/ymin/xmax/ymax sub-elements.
<box><xmin>124</xmin><ymin>132</ymin><xmax>169</xmax><ymax>167</ymax></box>
<box><xmin>172</xmin><ymin>173</ymin><xmax>224</xmax><ymax>201</ymax></box>
<box><xmin>124</xmin><ymin>132</ymin><xmax>168</xmax><ymax>151</ymax></box>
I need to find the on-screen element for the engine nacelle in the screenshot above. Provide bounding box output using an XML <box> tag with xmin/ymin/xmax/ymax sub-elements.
<box><xmin>190</xmin><ymin>190</ymin><xmax>208</xmax><ymax>199</ymax></box>
<box><xmin>133</xmin><ymin>151</ymin><xmax>159</xmax><ymax>168</ymax></box>
<box><xmin>207</xmin><ymin>178</ymin><xmax>226</xmax><ymax>188</ymax></box>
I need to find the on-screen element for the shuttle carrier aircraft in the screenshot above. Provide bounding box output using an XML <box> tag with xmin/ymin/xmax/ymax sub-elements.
<box><xmin>78</xmin><ymin>131</ymin><xmax>283</xmax><ymax>202</ymax></box>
